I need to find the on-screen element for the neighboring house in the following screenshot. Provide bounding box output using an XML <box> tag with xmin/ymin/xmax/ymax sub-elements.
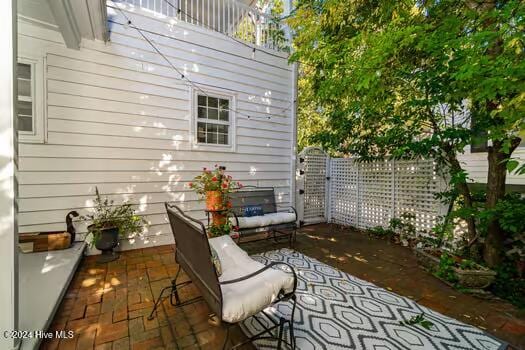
<box><xmin>16</xmin><ymin>0</ymin><xmax>296</xmax><ymax>250</ymax></box>
<box><xmin>459</xmin><ymin>135</ymin><xmax>525</xmax><ymax>189</ymax></box>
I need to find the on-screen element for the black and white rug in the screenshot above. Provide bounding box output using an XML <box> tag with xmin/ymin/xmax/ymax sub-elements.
<box><xmin>241</xmin><ymin>249</ymin><xmax>507</xmax><ymax>350</ymax></box>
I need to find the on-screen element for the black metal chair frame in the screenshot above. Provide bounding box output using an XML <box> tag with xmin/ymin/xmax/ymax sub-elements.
<box><xmin>148</xmin><ymin>202</ymin><xmax>298</xmax><ymax>350</ymax></box>
<box><xmin>229</xmin><ymin>186</ymin><xmax>298</xmax><ymax>248</ymax></box>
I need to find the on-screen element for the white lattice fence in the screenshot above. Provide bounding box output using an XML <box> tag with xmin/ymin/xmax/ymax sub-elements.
<box><xmin>328</xmin><ymin>158</ymin><xmax>447</xmax><ymax>234</ymax></box>
<box><xmin>297</xmin><ymin>148</ymin><xmax>447</xmax><ymax>234</ymax></box>
<box><xmin>297</xmin><ymin>147</ymin><xmax>328</xmax><ymax>224</ymax></box>
<box><xmin>329</xmin><ymin>159</ymin><xmax>359</xmax><ymax>226</ymax></box>
<box><xmin>394</xmin><ymin>160</ymin><xmax>444</xmax><ymax>233</ymax></box>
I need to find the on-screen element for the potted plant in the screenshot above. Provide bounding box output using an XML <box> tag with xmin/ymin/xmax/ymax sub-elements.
<box><xmin>188</xmin><ymin>165</ymin><xmax>242</xmax><ymax>236</ymax></box>
<box><xmin>412</xmin><ymin>218</ymin><xmax>497</xmax><ymax>291</ymax></box>
<box><xmin>82</xmin><ymin>188</ymin><xmax>146</xmax><ymax>263</ymax></box>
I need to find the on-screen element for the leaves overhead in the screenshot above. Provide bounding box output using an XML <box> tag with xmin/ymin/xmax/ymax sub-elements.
<box><xmin>289</xmin><ymin>0</ymin><xmax>525</xmax><ymax>161</ymax></box>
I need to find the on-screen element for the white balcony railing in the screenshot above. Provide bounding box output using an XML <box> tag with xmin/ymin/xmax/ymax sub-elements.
<box><xmin>119</xmin><ymin>0</ymin><xmax>288</xmax><ymax>51</ymax></box>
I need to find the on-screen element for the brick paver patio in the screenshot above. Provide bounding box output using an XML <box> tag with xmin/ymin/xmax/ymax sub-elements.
<box><xmin>41</xmin><ymin>224</ymin><xmax>524</xmax><ymax>349</ymax></box>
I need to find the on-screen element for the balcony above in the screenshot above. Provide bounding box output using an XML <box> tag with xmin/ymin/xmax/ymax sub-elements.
<box><xmin>116</xmin><ymin>0</ymin><xmax>289</xmax><ymax>52</ymax></box>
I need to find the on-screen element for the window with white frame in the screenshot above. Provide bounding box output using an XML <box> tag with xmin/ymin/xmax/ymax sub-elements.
<box><xmin>17</xmin><ymin>58</ymin><xmax>44</xmax><ymax>143</ymax></box>
<box><xmin>196</xmin><ymin>94</ymin><xmax>231</xmax><ymax>145</ymax></box>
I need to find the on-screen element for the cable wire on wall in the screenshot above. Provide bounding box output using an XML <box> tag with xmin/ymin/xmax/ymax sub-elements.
<box><xmin>114</xmin><ymin>5</ymin><xmax>294</xmax><ymax>120</ymax></box>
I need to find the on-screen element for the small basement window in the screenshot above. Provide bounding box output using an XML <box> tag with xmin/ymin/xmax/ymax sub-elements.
<box><xmin>197</xmin><ymin>94</ymin><xmax>231</xmax><ymax>145</ymax></box>
<box><xmin>17</xmin><ymin>58</ymin><xmax>45</xmax><ymax>143</ymax></box>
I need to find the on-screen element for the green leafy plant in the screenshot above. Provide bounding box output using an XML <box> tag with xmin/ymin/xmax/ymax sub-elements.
<box><xmin>400</xmin><ymin>313</ymin><xmax>434</xmax><ymax>330</ymax></box>
<box><xmin>491</xmin><ymin>259</ymin><xmax>525</xmax><ymax>308</ymax></box>
<box><xmin>459</xmin><ymin>259</ymin><xmax>477</xmax><ymax>270</ymax></box>
<box><xmin>208</xmin><ymin>222</ymin><xmax>233</xmax><ymax>238</ymax></box>
<box><xmin>435</xmin><ymin>252</ymin><xmax>459</xmax><ymax>284</ymax></box>
<box><xmin>369</xmin><ymin>226</ymin><xmax>394</xmax><ymax>238</ymax></box>
<box><xmin>82</xmin><ymin>187</ymin><xmax>147</xmax><ymax>246</ymax></box>
<box><xmin>369</xmin><ymin>213</ymin><xmax>417</xmax><ymax>246</ymax></box>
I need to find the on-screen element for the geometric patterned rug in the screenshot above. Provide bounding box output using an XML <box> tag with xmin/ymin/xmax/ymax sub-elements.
<box><xmin>241</xmin><ymin>249</ymin><xmax>507</xmax><ymax>350</ymax></box>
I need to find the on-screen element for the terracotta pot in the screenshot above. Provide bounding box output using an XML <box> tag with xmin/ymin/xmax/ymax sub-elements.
<box><xmin>211</xmin><ymin>212</ymin><xmax>227</xmax><ymax>226</ymax></box>
<box><xmin>206</xmin><ymin>191</ymin><xmax>223</xmax><ymax>211</ymax></box>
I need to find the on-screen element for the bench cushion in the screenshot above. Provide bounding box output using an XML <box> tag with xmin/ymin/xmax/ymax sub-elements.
<box><xmin>209</xmin><ymin>235</ymin><xmax>294</xmax><ymax>323</ymax></box>
<box><xmin>230</xmin><ymin>212</ymin><xmax>296</xmax><ymax>229</ymax></box>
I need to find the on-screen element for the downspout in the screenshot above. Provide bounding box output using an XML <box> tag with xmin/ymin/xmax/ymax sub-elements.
<box><xmin>283</xmin><ymin>0</ymin><xmax>298</xmax><ymax>216</ymax></box>
<box><xmin>291</xmin><ymin>62</ymin><xmax>298</xmax><ymax>216</ymax></box>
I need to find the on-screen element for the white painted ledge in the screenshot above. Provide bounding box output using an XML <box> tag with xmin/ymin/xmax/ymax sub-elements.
<box><xmin>18</xmin><ymin>243</ymin><xmax>86</xmax><ymax>350</ymax></box>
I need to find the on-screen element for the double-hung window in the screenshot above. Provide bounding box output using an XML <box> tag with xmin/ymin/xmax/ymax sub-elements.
<box><xmin>194</xmin><ymin>92</ymin><xmax>234</xmax><ymax>149</ymax></box>
<box><xmin>17</xmin><ymin>58</ymin><xmax>44</xmax><ymax>143</ymax></box>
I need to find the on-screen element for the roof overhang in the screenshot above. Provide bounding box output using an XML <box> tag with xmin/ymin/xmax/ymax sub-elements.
<box><xmin>18</xmin><ymin>0</ymin><xmax>109</xmax><ymax>49</ymax></box>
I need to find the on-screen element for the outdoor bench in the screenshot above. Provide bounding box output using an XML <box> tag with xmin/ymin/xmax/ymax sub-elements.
<box><xmin>149</xmin><ymin>202</ymin><xmax>298</xmax><ymax>349</ymax></box>
<box><xmin>229</xmin><ymin>186</ymin><xmax>297</xmax><ymax>247</ymax></box>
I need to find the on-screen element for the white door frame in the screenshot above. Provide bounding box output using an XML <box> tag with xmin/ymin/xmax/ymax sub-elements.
<box><xmin>0</xmin><ymin>1</ymin><xmax>19</xmax><ymax>349</ymax></box>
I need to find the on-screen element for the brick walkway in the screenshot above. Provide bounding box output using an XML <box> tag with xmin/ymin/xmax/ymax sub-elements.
<box><xmin>42</xmin><ymin>224</ymin><xmax>524</xmax><ymax>349</ymax></box>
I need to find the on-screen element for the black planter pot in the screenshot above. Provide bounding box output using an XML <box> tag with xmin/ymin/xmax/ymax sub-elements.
<box><xmin>94</xmin><ymin>226</ymin><xmax>120</xmax><ymax>263</ymax></box>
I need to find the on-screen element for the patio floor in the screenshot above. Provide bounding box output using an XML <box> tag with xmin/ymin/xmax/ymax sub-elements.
<box><xmin>41</xmin><ymin>223</ymin><xmax>524</xmax><ymax>350</ymax></box>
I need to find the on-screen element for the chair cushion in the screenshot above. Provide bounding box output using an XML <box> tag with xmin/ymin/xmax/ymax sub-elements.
<box><xmin>230</xmin><ymin>212</ymin><xmax>296</xmax><ymax>229</ymax></box>
<box><xmin>208</xmin><ymin>235</ymin><xmax>294</xmax><ymax>323</ymax></box>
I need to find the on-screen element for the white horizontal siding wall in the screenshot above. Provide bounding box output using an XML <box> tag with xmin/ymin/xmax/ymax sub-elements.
<box><xmin>17</xmin><ymin>3</ymin><xmax>294</xmax><ymax>250</ymax></box>
<box><xmin>458</xmin><ymin>148</ymin><xmax>525</xmax><ymax>185</ymax></box>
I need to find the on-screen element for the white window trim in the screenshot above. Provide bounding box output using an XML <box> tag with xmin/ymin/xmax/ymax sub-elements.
<box><xmin>190</xmin><ymin>87</ymin><xmax>236</xmax><ymax>152</ymax></box>
<box><xmin>17</xmin><ymin>56</ymin><xmax>45</xmax><ymax>143</ymax></box>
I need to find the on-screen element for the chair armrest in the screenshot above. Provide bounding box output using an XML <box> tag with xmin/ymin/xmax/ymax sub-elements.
<box><xmin>231</xmin><ymin>212</ymin><xmax>240</xmax><ymax>228</ymax></box>
<box><xmin>219</xmin><ymin>262</ymin><xmax>297</xmax><ymax>294</ymax></box>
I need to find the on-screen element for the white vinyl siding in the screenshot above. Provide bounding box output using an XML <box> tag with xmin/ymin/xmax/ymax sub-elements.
<box><xmin>17</xmin><ymin>4</ymin><xmax>294</xmax><ymax>250</ymax></box>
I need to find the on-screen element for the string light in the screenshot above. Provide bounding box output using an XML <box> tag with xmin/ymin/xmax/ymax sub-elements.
<box><xmin>161</xmin><ymin>0</ymin><xmax>289</xmax><ymax>61</ymax></box>
<box><xmin>115</xmin><ymin>6</ymin><xmax>293</xmax><ymax>120</ymax></box>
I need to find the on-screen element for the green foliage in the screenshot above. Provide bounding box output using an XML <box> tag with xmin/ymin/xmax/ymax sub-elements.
<box><xmin>477</xmin><ymin>193</ymin><xmax>525</xmax><ymax>260</ymax></box>
<box><xmin>399</xmin><ymin>313</ymin><xmax>434</xmax><ymax>330</ymax></box>
<box><xmin>369</xmin><ymin>226</ymin><xmax>394</xmax><ymax>238</ymax></box>
<box><xmin>290</xmin><ymin>0</ymin><xmax>524</xmax><ymax>161</ymax></box>
<box><xmin>208</xmin><ymin>221</ymin><xmax>233</xmax><ymax>238</ymax></box>
<box><xmin>435</xmin><ymin>252</ymin><xmax>459</xmax><ymax>284</ymax></box>
<box><xmin>82</xmin><ymin>187</ymin><xmax>147</xmax><ymax>246</ymax></box>
<box><xmin>495</xmin><ymin>193</ymin><xmax>525</xmax><ymax>237</ymax></box>
<box><xmin>458</xmin><ymin>258</ymin><xmax>477</xmax><ymax>270</ymax></box>
<box><xmin>491</xmin><ymin>259</ymin><xmax>525</xmax><ymax>308</ymax></box>
<box><xmin>368</xmin><ymin>213</ymin><xmax>417</xmax><ymax>246</ymax></box>
<box><xmin>430</xmin><ymin>219</ymin><xmax>455</xmax><ymax>249</ymax></box>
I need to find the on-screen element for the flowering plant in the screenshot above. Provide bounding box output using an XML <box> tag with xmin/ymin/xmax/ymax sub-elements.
<box><xmin>188</xmin><ymin>164</ymin><xmax>242</xmax><ymax>198</ymax></box>
<box><xmin>188</xmin><ymin>165</ymin><xmax>243</xmax><ymax>237</ymax></box>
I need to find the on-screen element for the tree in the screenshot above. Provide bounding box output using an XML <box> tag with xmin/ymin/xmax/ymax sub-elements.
<box><xmin>288</xmin><ymin>0</ymin><xmax>525</xmax><ymax>267</ymax></box>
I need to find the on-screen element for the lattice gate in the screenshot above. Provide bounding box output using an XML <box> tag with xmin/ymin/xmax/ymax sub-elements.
<box><xmin>297</xmin><ymin>148</ymin><xmax>448</xmax><ymax>234</ymax></box>
<box><xmin>296</xmin><ymin>147</ymin><xmax>329</xmax><ymax>225</ymax></box>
